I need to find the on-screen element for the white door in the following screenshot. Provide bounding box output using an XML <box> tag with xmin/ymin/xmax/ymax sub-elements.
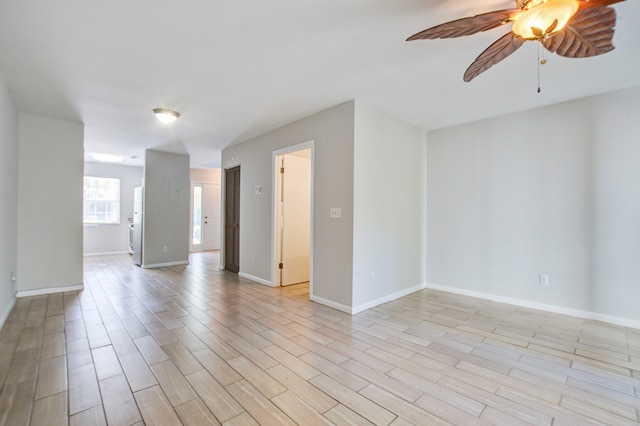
<box><xmin>280</xmin><ymin>150</ymin><xmax>311</xmax><ymax>286</ymax></box>
<box><xmin>192</xmin><ymin>183</ymin><xmax>221</xmax><ymax>251</ymax></box>
<box><xmin>202</xmin><ymin>183</ymin><xmax>221</xmax><ymax>250</ymax></box>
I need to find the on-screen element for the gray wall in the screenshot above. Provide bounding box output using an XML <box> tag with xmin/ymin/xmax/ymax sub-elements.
<box><xmin>17</xmin><ymin>114</ymin><xmax>84</xmax><ymax>293</ymax></box>
<box><xmin>83</xmin><ymin>162</ymin><xmax>143</xmax><ymax>255</ymax></box>
<box><xmin>0</xmin><ymin>74</ymin><xmax>18</xmax><ymax>325</ymax></box>
<box><xmin>427</xmin><ymin>86</ymin><xmax>640</xmax><ymax>323</ymax></box>
<box><xmin>352</xmin><ymin>103</ymin><xmax>427</xmax><ymax>311</ymax></box>
<box><xmin>142</xmin><ymin>150</ymin><xmax>190</xmax><ymax>268</ymax></box>
<box><xmin>222</xmin><ymin>101</ymin><xmax>355</xmax><ymax>308</ymax></box>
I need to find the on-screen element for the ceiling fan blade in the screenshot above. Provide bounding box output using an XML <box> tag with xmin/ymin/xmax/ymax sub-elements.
<box><xmin>543</xmin><ymin>6</ymin><xmax>617</xmax><ymax>57</ymax></box>
<box><xmin>407</xmin><ymin>9</ymin><xmax>517</xmax><ymax>40</ymax></box>
<box><xmin>464</xmin><ymin>33</ymin><xmax>524</xmax><ymax>82</ymax></box>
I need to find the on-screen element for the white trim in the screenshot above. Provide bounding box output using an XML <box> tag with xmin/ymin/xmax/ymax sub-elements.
<box><xmin>17</xmin><ymin>284</ymin><xmax>84</xmax><ymax>298</ymax></box>
<box><xmin>352</xmin><ymin>283</ymin><xmax>428</xmax><ymax>315</ymax></box>
<box><xmin>425</xmin><ymin>283</ymin><xmax>640</xmax><ymax>330</ymax></box>
<box><xmin>310</xmin><ymin>294</ymin><xmax>353</xmax><ymax>314</ymax></box>
<box><xmin>83</xmin><ymin>251</ymin><xmax>129</xmax><ymax>257</ymax></box>
<box><xmin>239</xmin><ymin>272</ymin><xmax>273</xmax><ymax>287</ymax></box>
<box><xmin>0</xmin><ymin>297</ymin><xmax>16</xmax><ymax>330</ymax></box>
<box><xmin>142</xmin><ymin>260</ymin><xmax>189</xmax><ymax>269</ymax></box>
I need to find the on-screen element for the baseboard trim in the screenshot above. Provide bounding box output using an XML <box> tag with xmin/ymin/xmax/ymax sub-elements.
<box><xmin>0</xmin><ymin>297</ymin><xmax>16</xmax><ymax>330</ymax></box>
<box><xmin>83</xmin><ymin>251</ymin><xmax>129</xmax><ymax>257</ymax></box>
<box><xmin>425</xmin><ymin>282</ymin><xmax>640</xmax><ymax>330</ymax></box>
<box><xmin>142</xmin><ymin>260</ymin><xmax>189</xmax><ymax>269</ymax></box>
<box><xmin>310</xmin><ymin>294</ymin><xmax>353</xmax><ymax>314</ymax></box>
<box><xmin>17</xmin><ymin>284</ymin><xmax>84</xmax><ymax>298</ymax></box>
<box><xmin>238</xmin><ymin>272</ymin><xmax>273</xmax><ymax>287</ymax></box>
<box><xmin>310</xmin><ymin>283</ymin><xmax>429</xmax><ymax>316</ymax></box>
<box><xmin>352</xmin><ymin>283</ymin><xmax>428</xmax><ymax>315</ymax></box>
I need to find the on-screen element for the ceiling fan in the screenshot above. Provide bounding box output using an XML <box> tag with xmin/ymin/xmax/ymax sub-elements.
<box><xmin>407</xmin><ymin>0</ymin><xmax>625</xmax><ymax>83</ymax></box>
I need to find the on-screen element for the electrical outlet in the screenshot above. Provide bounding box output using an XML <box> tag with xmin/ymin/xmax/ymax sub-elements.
<box><xmin>163</xmin><ymin>246</ymin><xmax>168</xmax><ymax>253</ymax></box>
<box><xmin>251</xmin><ymin>254</ymin><xmax>255</xmax><ymax>263</ymax></box>
<box><xmin>370</xmin><ymin>272</ymin><xmax>375</xmax><ymax>282</ymax></box>
<box><xmin>539</xmin><ymin>274</ymin><xmax>549</xmax><ymax>286</ymax></box>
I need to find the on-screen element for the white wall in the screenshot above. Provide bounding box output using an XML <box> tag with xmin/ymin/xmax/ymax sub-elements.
<box><xmin>352</xmin><ymin>102</ymin><xmax>427</xmax><ymax>312</ymax></box>
<box><xmin>142</xmin><ymin>150</ymin><xmax>190</xmax><ymax>268</ymax></box>
<box><xmin>0</xmin><ymin>74</ymin><xmax>18</xmax><ymax>325</ymax></box>
<box><xmin>427</xmin><ymin>86</ymin><xmax>640</xmax><ymax>324</ymax></box>
<box><xmin>17</xmin><ymin>114</ymin><xmax>84</xmax><ymax>294</ymax></box>
<box><xmin>83</xmin><ymin>162</ymin><xmax>143</xmax><ymax>255</ymax></box>
<box><xmin>222</xmin><ymin>101</ymin><xmax>355</xmax><ymax>309</ymax></box>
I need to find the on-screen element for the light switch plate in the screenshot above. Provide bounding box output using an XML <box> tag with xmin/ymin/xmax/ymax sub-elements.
<box><xmin>330</xmin><ymin>208</ymin><xmax>342</xmax><ymax>219</ymax></box>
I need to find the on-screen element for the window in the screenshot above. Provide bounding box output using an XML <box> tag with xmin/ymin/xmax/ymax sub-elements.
<box><xmin>83</xmin><ymin>176</ymin><xmax>120</xmax><ymax>224</ymax></box>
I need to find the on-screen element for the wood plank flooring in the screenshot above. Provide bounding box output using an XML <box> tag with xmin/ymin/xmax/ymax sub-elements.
<box><xmin>0</xmin><ymin>252</ymin><xmax>638</xmax><ymax>425</ymax></box>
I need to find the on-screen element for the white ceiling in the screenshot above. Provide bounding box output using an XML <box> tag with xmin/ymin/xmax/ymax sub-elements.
<box><xmin>1</xmin><ymin>0</ymin><xmax>638</xmax><ymax>168</ymax></box>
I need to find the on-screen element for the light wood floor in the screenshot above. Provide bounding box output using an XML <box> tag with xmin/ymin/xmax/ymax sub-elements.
<box><xmin>0</xmin><ymin>252</ymin><xmax>638</xmax><ymax>425</ymax></box>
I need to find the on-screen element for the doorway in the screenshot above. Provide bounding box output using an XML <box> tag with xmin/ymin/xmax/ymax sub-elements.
<box><xmin>191</xmin><ymin>182</ymin><xmax>221</xmax><ymax>251</ymax></box>
<box><xmin>225</xmin><ymin>166</ymin><xmax>241</xmax><ymax>273</ymax></box>
<box><xmin>273</xmin><ymin>144</ymin><xmax>313</xmax><ymax>287</ymax></box>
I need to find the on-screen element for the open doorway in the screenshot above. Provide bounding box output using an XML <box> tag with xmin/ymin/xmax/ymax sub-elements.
<box><xmin>273</xmin><ymin>143</ymin><xmax>313</xmax><ymax>289</ymax></box>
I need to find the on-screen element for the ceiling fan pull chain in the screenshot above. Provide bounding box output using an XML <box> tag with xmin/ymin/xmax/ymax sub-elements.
<box><xmin>537</xmin><ymin>42</ymin><xmax>542</xmax><ymax>93</ymax></box>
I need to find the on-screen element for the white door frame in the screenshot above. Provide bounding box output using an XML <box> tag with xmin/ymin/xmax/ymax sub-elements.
<box><xmin>272</xmin><ymin>141</ymin><xmax>314</xmax><ymax>295</ymax></box>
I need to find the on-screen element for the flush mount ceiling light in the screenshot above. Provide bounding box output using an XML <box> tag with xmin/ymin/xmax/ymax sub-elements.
<box><xmin>153</xmin><ymin>108</ymin><xmax>181</xmax><ymax>124</ymax></box>
<box><xmin>91</xmin><ymin>153</ymin><xmax>123</xmax><ymax>163</ymax></box>
<box><xmin>407</xmin><ymin>0</ymin><xmax>625</xmax><ymax>83</ymax></box>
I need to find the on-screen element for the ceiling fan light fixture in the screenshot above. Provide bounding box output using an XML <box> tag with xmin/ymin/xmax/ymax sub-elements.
<box><xmin>512</xmin><ymin>0</ymin><xmax>580</xmax><ymax>40</ymax></box>
<box><xmin>153</xmin><ymin>108</ymin><xmax>181</xmax><ymax>124</ymax></box>
<box><xmin>407</xmin><ymin>0</ymin><xmax>623</xmax><ymax>82</ymax></box>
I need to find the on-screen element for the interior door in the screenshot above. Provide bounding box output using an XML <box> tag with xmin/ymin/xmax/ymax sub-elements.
<box><xmin>280</xmin><ymin>151</ymin><xmax>311</xmax><ymax>286</ymax></box>
<box><xmin>225</xmin><ymin>167</ymin><xmax>240</xmax><ymax>273</ymax></box>
<box><xmin>202</xmin><ymin>183</ymin><xmax>221</xmax><ymax>250</ymax></box>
